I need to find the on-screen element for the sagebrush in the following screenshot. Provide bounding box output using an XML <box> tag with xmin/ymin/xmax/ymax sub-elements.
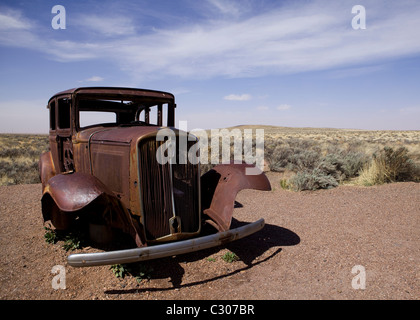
<box><xmin>0</xmin><ymin>134</ymin><xmax>49</xmax><ymax>186</ymax></box>
<box><xmin>1</xmin><ymin>129</ymin><xmax>419</xmax><ymax>190</ymax></box>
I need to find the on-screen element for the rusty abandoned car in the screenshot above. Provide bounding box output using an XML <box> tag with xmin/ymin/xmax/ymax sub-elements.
<box><xmin>39</xmin><ymin>87</ymin><xmax>271</xmax><ymax>267</ymax></box>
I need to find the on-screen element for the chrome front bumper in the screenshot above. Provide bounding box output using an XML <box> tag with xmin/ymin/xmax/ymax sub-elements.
<box><xmin>68</xmin><ymin>218</ymin><xmax>265</xmax><ymax>267</ymax></box>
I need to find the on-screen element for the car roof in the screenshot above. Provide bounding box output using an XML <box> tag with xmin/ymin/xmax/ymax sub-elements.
<box><xmin>48</xmin><ymin>87</ymin><xmax>175</xmax><ymax>103</ymax></box>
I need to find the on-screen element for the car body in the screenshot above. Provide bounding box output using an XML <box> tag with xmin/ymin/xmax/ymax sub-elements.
<box><xmin>39</xmin><ymin>87</ymin><xmax>271</xmax><ymax>267</ymax></box>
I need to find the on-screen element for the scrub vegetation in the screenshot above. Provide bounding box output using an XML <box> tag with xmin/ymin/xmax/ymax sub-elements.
<box><xmin>221</xmin><ymin>126</ymin><xmax>420</xmax><ymax>191</ymax></box>
<box><xmin>1</xmin><ymin>128</ymin><xmax>419</xmax><ymax>190</ymax></box>
<box><xmin>0</xmin><ymin>134</ymin><xmax>49</xmax><ymax>186</ymax></box>
<box><xmin>262</xmin><ymin>127</ymin><xmax>420</xmax><ymax>190</ymax></box>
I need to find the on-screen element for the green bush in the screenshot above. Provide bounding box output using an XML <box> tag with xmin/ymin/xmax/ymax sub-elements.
<box><xmin>317</xmin><ymin>151</ymin><xmax>367</xmax><ymax>182</ymax></box>
<box><xmin>289</xmin><ymin>149</ymin><xmax>321</xmax><ymax>172</ymax></box>
<box><xmin>221</xmin><ymin>251</ymin><xmax>239</xmax><ymax>263</ymax></box>
<box><xmin>342</xmin><ymin>152</ymin><xmax>367</xmax><ymax>178</ymax></box>
<box><xmin>267</xmin><ymin>138</ymin><xmax>369</xmax><ymax>191</ymax></box>
<box><xmin>267</xmin><ymin>141</ymin><xmax>322</xmax><ymax>173</ymax></box>
<box><xmin>267</xmin><ymin>146</ymin><xmax>294</xmax><ymax>172</ymax></box>
<box><xmin>110</xmin><ymin>263</ymin><xmax>153</xmax><ymax>283</ymax></box>
<box><xmin>44</xmin><ymin>226</ymin><xmax>86</xmax><ymax>251</ymax></box>
<box><xmin>289</xmin><ymin>168</ymin><xmax>339</xmax><ymax>191</ymax></box>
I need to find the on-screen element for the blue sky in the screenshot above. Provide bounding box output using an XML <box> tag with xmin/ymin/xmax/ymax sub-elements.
<box><xmin>0</xmin><ymin>0</ymin><xmax>419</xmax><ymax>133</ymax></box>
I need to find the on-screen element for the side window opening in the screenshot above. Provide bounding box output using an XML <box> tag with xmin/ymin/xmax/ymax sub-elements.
<box><xmin>49</xmin><ymin>100</ymin><xmax>56</xmax><ymax>131</ymax></box>
<box><xmin>57</xmin><ymin>98</ymin><xmax>71</xmax><ymax>129</ymax></box>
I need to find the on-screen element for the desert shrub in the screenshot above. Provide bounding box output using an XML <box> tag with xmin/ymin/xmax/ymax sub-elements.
<box><xmin>279</xmin><ymin>178</ymin><xmax>290</xmax><ymax>190</ymax></box>
<box><xmin>266</xmin><ymin>139</ymin><xmax>321</xmax><ymax>172</ymax></box>
<box><xmin>267</xmin><ymin>146</ymin><xmax>294</xmax><ymax>172</ymax></box>
<box><xmin>0</xmin><ymin>134</ymin><xmax>49</xmax><ymax>186</ymax></box>
<box><xmin>317</xmin><ymin>151</ymin><xmax>367</xmax><ymax>182</ymax></box>
<box><xmin>317</xmin><ymin>154</ymin><xmax>345</xmax><ymax>182</ymax></box>
<box><xmin>342</xmin><ymin>152</ymin><xmax>367</xmax><ymax>178</ymax></box>
<box><xmin>289</xmin><ymin>168</ymin><xmax>338</xmax><ymax>191</ymax></box>
<box><xmin>356</xmin><ymin>146</ymin><xmax>420</xmax><ymax>186</ymax></box>
<box><xmin>0</xmin><ymin>158</ymin><xmax>41</xmax><ymax>185</ymax></box>
<box><xmin>356</xmin><ymin>160</ymin><xmax>384</xmax><ymax>186</ymax></box>
<box><xmin>376</xmin><ymin>146</ymin><xmax>419</xmax><ymax>182</ymax></box>
<box><xmin>289</xmin><ymin>149</ymin><xmax>321</xmax><ymax>172</ymax></box>
<box><xmin>267</xmin><ymin>138</ymin><xmax>369</xmax><ymax>190</ymax></box>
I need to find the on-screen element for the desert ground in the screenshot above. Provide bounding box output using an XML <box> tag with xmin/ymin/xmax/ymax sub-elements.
<box><xmin>0</xmin><ymin>174</ymin><xmax>418</xmax><ymax>300</ymax></box>
<box><xmin>0</xmin><ymin>128</ymin><xmax>419</xmax><ymax>302</ymax></box>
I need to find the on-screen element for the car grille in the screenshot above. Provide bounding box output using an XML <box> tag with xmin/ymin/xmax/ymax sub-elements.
<box><xmin>138</xmin><ymin>135</ymin><xmax>200</xmax><ymax>240</ymax></box>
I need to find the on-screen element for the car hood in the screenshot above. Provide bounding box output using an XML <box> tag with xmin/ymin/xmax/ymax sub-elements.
<box><xmin>77</xmin><ymin>126</ymin><xmax>167</xmax><ymax>145</ymax></box>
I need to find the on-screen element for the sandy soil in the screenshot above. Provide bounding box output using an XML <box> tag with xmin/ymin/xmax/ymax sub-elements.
<box><xmin>0</xmin><ymin>172</ymin><xmax>419</xmax><ymax>300</ymax></box>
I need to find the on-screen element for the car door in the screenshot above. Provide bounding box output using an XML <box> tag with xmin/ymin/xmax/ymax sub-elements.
<box><xmin>49</xmin><ymin>96</ymin><xmax>74</xmax><ymax>173</ymax></box>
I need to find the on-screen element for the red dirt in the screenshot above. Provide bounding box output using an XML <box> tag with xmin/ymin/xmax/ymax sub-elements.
<box><xmin>1</xmin><ymin>173</ymin><xmax>419</xmax><ymax>300</ymax></box>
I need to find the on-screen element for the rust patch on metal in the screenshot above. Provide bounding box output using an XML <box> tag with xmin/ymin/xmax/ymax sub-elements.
<box><xmin>42</xmin><ymin>172</ymin><xmax>110</xmax><ymax>212</ymax></box>
<box><xmin>201</xmin><ymin>163</ymin><xmax>271</xmax><ymax>231</ymax></box>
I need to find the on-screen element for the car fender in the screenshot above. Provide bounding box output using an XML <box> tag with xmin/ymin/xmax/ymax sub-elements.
<box><xmin>41</xmin><ymin>172</ymin><xmax>143</xmax><ymax>246</ymax></box>
<box><xmin>201</xmin><ymin>163</ymin><xmax>271</xmax><ymax>231</ymax></box>
<box><xmin>39</xmin><ymin>151</ymin><xmax>56</xmax><ymax>191</ymax></box>
<box><xmin>42</xmin><ymin>171</ymin><xmax>113</xmax><ymax>213</ymax></box>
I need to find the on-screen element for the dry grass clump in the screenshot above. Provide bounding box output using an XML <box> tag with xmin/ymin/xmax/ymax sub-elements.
<box><xmin>0</xmin><ymin>134</ymin><xmax>49</xmax><ymax>186</ymax></box>
<box><xmin>355</xmin><ymin>146</ymin><xmax>420</xmax><ymax>186</ymax></box>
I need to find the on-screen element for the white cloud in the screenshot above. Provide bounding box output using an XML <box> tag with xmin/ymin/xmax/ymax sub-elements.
<box><xmin>0</xmin><ymin>9</ymin><xmax>40</xmax><ymax>49</ymax></box>
<box><xmin>224</xmin><ymin>94</ymin><xmax>252</xmax><ymax>101</ymax></box>
<box><xmin>206</xmin><ymin>0</ymin><xmax>245</xmax><ymax>17</ymax></box>
<box><xmin>1</xmin><ymin>1</ymin><xmax>420</xmax><ymax>80</ymax></box>
<box><xmin>0</xmin><ymin>9</ymin><xmax>31</xmax><ymax>30</ymax></box>
<box><xmin>107</xmin><ymin>0</ymin><xmax>420</xmax><ymax>79</ymax></box>
<box><xmin>44</xmin><ymin>40</ymin><xmax>102</xmax><ymax>61</ymax></box>
<box><xmin>84</xmin><ymin>76</ymin><xmax>104</xmax><ymax>82</ymax></box>
<box><xmin>277</xmin><ymin>104</ymin><xmax>291</xmax><ymax>111</ymax></box>
<box><xmin>74</xmin><ymin>14</ymin><xmax>136</xmax><ymax>37</ymax></box>
<box><xmin>327</xmin><ymin>66</ymin><xmax>385</xmax><ymax>79</ymax></box>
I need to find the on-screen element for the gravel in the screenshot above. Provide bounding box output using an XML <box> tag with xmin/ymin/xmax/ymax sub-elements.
<box><xmin>0</xmin><ymin>173</ymin><xmax>419</xmax><ymax>300</ymax></box>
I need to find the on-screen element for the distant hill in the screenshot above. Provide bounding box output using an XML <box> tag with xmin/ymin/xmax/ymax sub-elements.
<box><xmin>218</xmin><ymin>124</ymin><xmax>366</xmax><ymax>135</ymax></box>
